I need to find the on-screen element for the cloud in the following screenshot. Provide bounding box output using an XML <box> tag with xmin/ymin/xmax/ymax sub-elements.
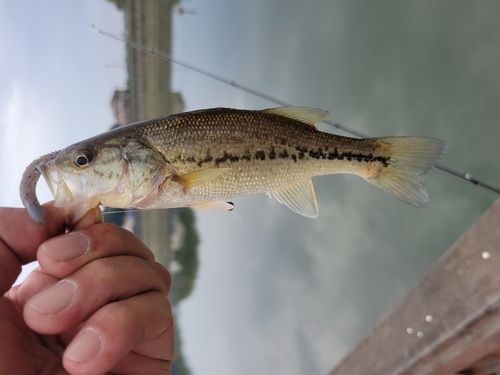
<box><xmin>0</xmin><ymin>84</ymin><xmax>55</xmax><ymax>207</ymax></box>
<box><xmin>178</xmin><ymin>191</ymin><xmax>367</xmax><ymax>375</ymax></box>
<box><xmin>178</xmin><ymin>164</ymin><xmax>461</xmax><ymax>375</ymax></box>
<box><xmin>0</xmin><ymin>1</ymin><xmax>6</xmax><ymax>68</ymax></box>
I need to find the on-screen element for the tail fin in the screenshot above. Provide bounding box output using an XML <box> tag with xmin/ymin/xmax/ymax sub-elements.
<box><xmin>366</xmin><ymin>137</ymin><xmax>448</xmax><ymax>207</ymax></box>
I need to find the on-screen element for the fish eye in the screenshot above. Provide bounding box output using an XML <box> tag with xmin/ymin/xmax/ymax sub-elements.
<box><xmin>73</xmin><ymin>149</ymin><xmax>94</xmax><ymax>167</ymax></box>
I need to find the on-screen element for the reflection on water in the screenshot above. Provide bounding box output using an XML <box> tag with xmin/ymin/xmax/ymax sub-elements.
<box><xmin>105</xmin><ymin>1</ymin><xmax>500</xmax><ymax>374</ymax></box>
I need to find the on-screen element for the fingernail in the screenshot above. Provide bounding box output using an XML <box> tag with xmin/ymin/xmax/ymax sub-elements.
<box><xmin>42</xmin><ymin>232</ymin><xmax>90</xmax><ymax>261</ymax></box>
<box><xmin>29</xmin><ymin>280</ymin><xmax>77</xmax><ymax>314</ymax></box>
<box><xmin>65</xmin><ymin>328</ymin><xmax>102</xmax><ymax>362</ymax></box>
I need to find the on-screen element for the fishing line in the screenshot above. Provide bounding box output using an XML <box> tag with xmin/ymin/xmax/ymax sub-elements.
<box><xmin>101</xmin><ymin>208</ymin><xmax>138</xmax><ymax>215</ymax></box>
<box><xmin>230</xmin><ymin>210</ymin><xmax>245</xmax><ymax>227</ymax></box>
<box><xmin>92</xmin><ymin>26</ymin><xmax>500</xmax><ymax>197</ymax></box>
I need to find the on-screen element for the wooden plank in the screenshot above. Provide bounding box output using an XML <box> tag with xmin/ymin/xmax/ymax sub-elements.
<box><xmin>329</xmin><ymin>198</ymin><xmax>500</xmax><ymax>375</ymax></box>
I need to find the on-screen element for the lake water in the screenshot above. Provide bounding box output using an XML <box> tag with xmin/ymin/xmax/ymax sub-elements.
<box><xmin>171</xmin><ymin>1</ymin><xmax>500</xmax><ymax>374</ymax></box>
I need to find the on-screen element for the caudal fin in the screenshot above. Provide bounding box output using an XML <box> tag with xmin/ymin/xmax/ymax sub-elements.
<box><xmin>366</xmin><ymin>137</ymin><xmax>448</xmax><ymax>207</ymax></box>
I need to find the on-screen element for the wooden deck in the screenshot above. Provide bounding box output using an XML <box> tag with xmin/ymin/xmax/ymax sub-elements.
<box><xmin>328</xmin><ymin>198</ymin><xmax>500</xmax><ymax>375</ymax></box>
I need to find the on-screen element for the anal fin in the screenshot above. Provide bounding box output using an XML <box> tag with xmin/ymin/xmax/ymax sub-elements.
<box><xmin>270</xmin><ymin>179</ymin><xmax>318</xmax><ymax>218</ymax></box>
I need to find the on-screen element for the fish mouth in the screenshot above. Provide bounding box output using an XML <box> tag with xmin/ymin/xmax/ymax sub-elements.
<box><xmin>39</xmin><ymin>162</ymin><xmax>74</xmax><ymax>206</ymax></box>
<box><xmin>39</xmin><ymin>161</ymin><xmax>94</xmax><ymax>223</ymax></box>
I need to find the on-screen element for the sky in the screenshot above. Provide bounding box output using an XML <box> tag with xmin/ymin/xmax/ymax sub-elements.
<box><xmin>0</xmin><ymin>0</ymin><xmax>127</xmax><ymax>282</ymax></box>
<box><xmin>2</xmin><ymin>1</ymin><xmax>500</xmax><ymax>375</ymax></box>
<box><xmin>0</xmin><ymin>0</ymin><xmax>126</xmax><ymax>206</ymax></box>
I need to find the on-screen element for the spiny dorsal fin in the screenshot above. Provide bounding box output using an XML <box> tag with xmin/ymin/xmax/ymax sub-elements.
<box><xmin>178</xmin><ymin>168</ymin><xmax>231</xmax><ymax>189</ymax></box>
<box><xmin>270</xmin><ymin>179</ymin><xmax>318</xmax><ymax>218</ymax></box>
<box><xmin>262</xmin><ymin>107</ymin><xmax>331</xmax><ymax>126</ymax></box>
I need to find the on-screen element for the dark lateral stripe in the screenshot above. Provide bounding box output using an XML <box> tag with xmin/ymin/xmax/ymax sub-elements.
<box><xmin>269</xmin><ymin>147</ymin><xmax>277</xmax><ymax>160</ymax></box>
<box><xmin>255</xmin><ymin>151</ymin><xmax>266</xmax><ymax>160</ymax></box>
<box><xmin>188</xmin><ymin>145</ymin><xmax>389</xmax><ymax>167</ymax></box>
<box><xmin>279</xmin><ymin>149</ymin><xmax>289</xmax><ymax>159</ymax></box>
<box><xmin>301</xmin><ymin>147</ymin><xmax>390</xmax><ymax>166</ymax></box>
<box><xmin>214</xmin><ymin>151</ymin><xmax>241</xmax><ymax>166</ymax></box>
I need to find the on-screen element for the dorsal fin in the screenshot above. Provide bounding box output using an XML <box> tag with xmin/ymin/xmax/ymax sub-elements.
<box><xmin>262</xmin><ymin>107</ymin><xmax>331</xmax><ymax>126</ymax></box>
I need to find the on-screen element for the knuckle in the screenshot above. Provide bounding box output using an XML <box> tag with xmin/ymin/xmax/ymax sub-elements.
<box><xmin>80</xmin><ymin>223</ymin><xmax>155</xmax><ymax>261</ymax></box>
<box><xmin>151</xmin><ymin>262</ymin><xmax>172</xmax><ymax>294</ymax></box>
<box><xmin>84</xmin><ymin>223</ymin><xmax>121</xmax><ymax>253</ymax></box>
<box><xmin>104</xmin><ymin>301</ymin><xmax>135</xmax><ymax>326</ymax></box>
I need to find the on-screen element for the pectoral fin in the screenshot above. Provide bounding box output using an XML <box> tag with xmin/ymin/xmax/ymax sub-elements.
<box><xmin>178</xmin><ymin>168</ymin><xmax>231</xmax><ymax>189</ymax></box>
<box><xmin>270</xmin><ymin>179</ymin><xmax>319</xmax><ymax>218</ymax></box>
<box><xmin>189</xmin><ymin>201</ymin><xmax>235</xmax><ymax>211</ymax></box>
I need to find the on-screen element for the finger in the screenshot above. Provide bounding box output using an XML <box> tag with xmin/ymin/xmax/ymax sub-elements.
<box><xmin>5</xmin><ymin>266</ymin><xmax>56</xmax><ymax>309</ymax></box>
<box><xmin>71</xmin><ymin>206</ymin><xmax>103</xmax><ymax>230</ymax></box>
<box><xmin>62</xmin><ymin>291</ymin><xmax>173</xmax><ymax>375</ymax></box>
<box><xmin>8</xmin><ymin>206</ymin><xmax>120</xmax><ymax>304</ymax></box>
<box><xmin>24</xmin><ymin>255</ymin><xmax>171</xmax><ymax>334</ymax></box>
<box><xmin>14</xmin><ymin>221</ymin><xmax>163</xmax><ymax>311</ymax></box>
<box><xmin>0</xmin><ymin>202</ymin><xmax>65</xmax><ymax>294</ymax></box>
<box><xmin>37</xmin><ymin>221</ymin><xmax>155</xmax><ymax>280</ymax></box>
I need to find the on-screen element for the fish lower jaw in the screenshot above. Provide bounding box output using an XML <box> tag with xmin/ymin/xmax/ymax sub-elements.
<box><xmin>54</xmin><ymin>198</ymin><xmax>100</xmax><ymax>225</ymax></box>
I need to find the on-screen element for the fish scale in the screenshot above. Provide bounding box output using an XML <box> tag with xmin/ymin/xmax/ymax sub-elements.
<box><xmin>20</xmin><ymin>107</ymin><xmax>447</xmax><ymax>225</ymax></box>
<box><xmin>145</xmin><ymin>114</ymin><xmax>346</xmax><ymax>195</ymax></box>
<box><xmin>145</xmin><ymin>109</ymin><xmax>378</xmax><ymax>181</ymax></box>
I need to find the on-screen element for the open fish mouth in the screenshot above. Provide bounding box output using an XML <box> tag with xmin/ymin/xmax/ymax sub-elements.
<box><xmin>19</xmin><ymin>150</ymin><xmax>94</xmax><ymax>226</ymax></box>
<box><xmin>39</xmin><ymin>161</ymin><xmax>97</xmax><ymax>223</ymax></box>
<box><xmin>40</xmin><ymin>162</ymin><xmax>74</xmax><ymax>208</ymax></box>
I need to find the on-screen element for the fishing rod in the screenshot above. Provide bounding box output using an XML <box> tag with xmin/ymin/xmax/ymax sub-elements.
<box><xmin>92</xmin><ymin>26</ymin><xmax>500</xmax><ymax>196</ymax></box>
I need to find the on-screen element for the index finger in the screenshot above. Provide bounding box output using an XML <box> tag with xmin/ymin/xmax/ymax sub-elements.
<box><xmin>0</xmin><ymin>202</ymin><xmax>66</xmax><ymax>294</ymax></box>
<box><xmin>37</xmin><ymin>221</ymin><xmax>156</xmax><ymax>280</ymax></box>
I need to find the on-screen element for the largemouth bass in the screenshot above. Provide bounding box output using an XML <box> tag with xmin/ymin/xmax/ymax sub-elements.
<box><xmin>20</xmin><ymin>107</ymin><xmax>447</xmax><ymax>225</ymax></box>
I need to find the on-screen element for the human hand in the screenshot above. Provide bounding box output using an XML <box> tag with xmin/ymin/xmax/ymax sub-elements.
<box><xmin>1</xmin><ymin>203</ymin><xmax>173</xmax><ymax>374</ymax></box>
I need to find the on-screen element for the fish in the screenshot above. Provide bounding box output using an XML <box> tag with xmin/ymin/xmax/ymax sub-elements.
<box><xmin>20</xmin><ymin>107</ymin><xmax>447</xmax><ymax>225</ymax></box>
